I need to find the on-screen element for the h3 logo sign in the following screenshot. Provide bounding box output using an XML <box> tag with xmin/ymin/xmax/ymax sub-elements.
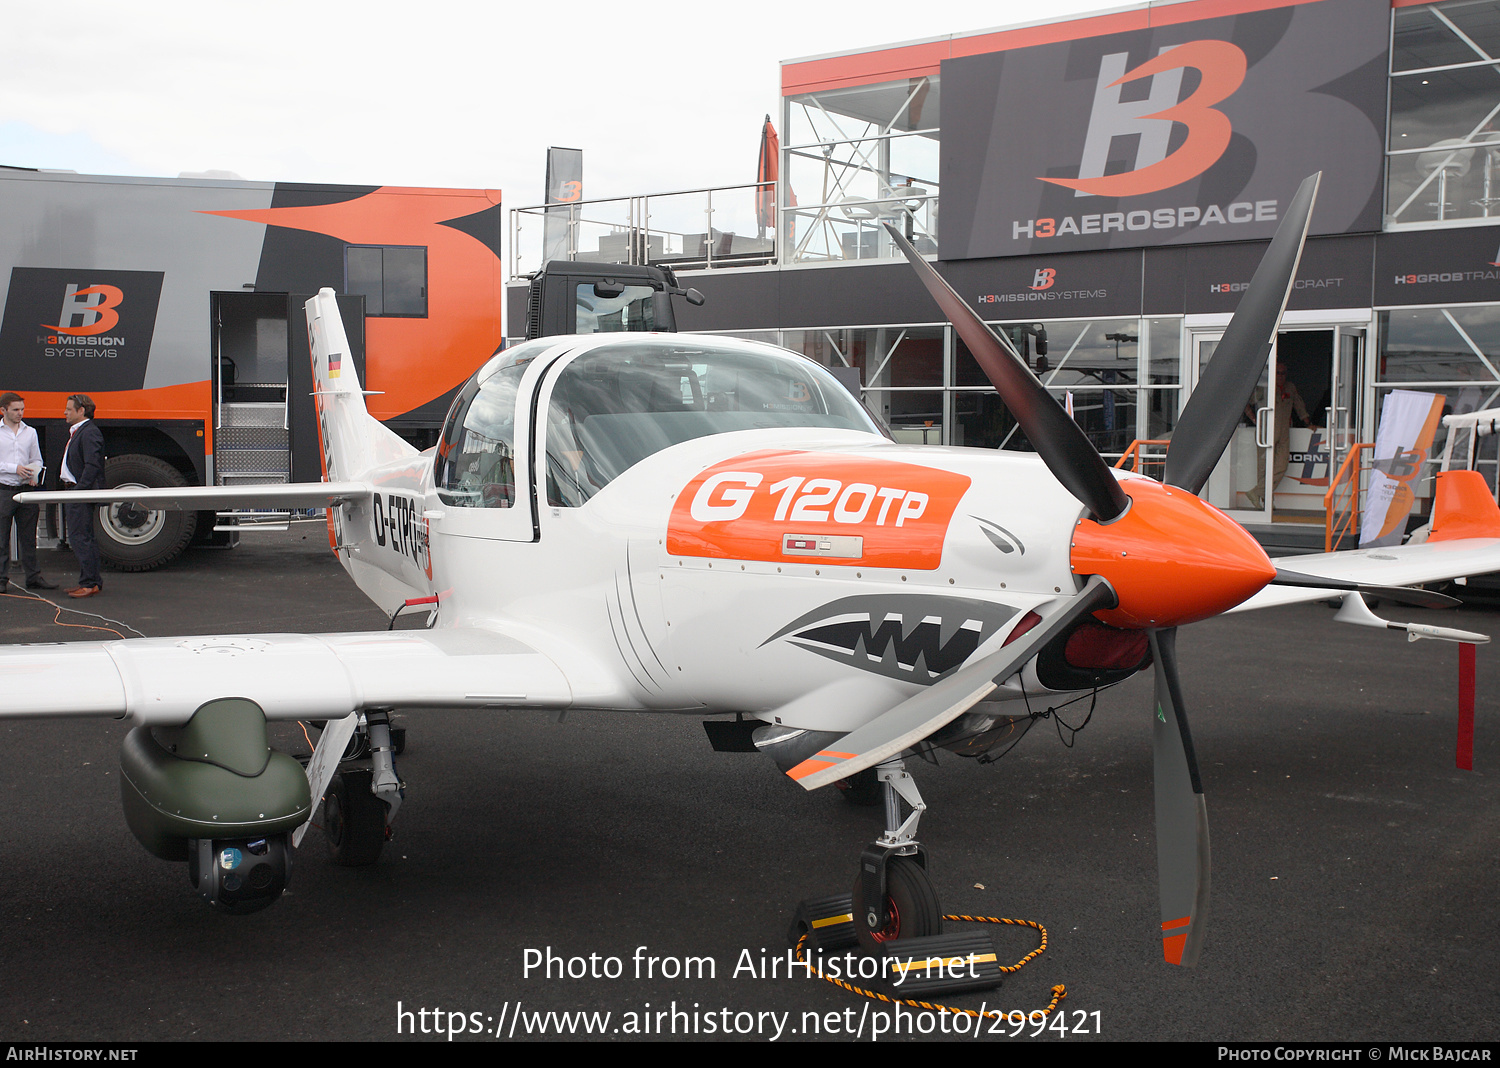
<box><xmin>1042</xmin><ymin>40</ymin><xmax>1247</xmax><ymax>198</ymax></box>
<box><xmin>1372</xmin><ymin>448</ymin><xmax>1427</xmax><ymax>484</ymax></box>
<box><xmin>1029</xmin><ymin>269</ymin><xmax>1056</xmax><ymax>291</ymax></box>
<box><xmin>45</xmin><ymin>283</ymin><xmax>126</xmax><ymax>335</ymax></box>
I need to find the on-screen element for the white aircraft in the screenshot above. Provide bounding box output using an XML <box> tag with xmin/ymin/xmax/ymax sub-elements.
<box><xmin>9</xmin><ymin>175</ymin><xmax>1498</xmax><ymax>967</ymax></box>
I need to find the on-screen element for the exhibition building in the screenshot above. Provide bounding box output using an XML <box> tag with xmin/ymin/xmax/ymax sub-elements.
<box><xmin>508</xmin><ymin>0</ymin><xmax>1500</xmax><ymax>545</ymax></box>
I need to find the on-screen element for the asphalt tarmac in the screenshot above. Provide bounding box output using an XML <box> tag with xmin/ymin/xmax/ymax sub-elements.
<box><xmin>1</xmin><ymin>530</ymin><xmax>1496</xmax><ymax>1043</ymax></box>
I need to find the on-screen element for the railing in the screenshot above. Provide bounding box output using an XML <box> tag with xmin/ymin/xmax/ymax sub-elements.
<box><xmin>1114</xmin><ymin>439</ymin><xmax>1172</xmax><ymax>481</ymax></box>
<box><xmin>782</xmin><ymin>191</ymin><xmax>937</xmax><ymax>264</ymax></box>
<box><xmin>509</xmin><ymin>182</ymin><xmax>776</xmax><ymax>279</ymax></box>
<box><xmin>1439</xmin><ymin>406</ymin><xmax>1500</xmax><ymax>475</ymax></box>
<box><xmin>1324</xmin><ymin>442</ymin><xmax>1374</xmax><ymax>552</ymax></box>
<box><xmin>782</xmin><ymin>123</ymin><xmax>939</xmax><ymax>263</ymax></box>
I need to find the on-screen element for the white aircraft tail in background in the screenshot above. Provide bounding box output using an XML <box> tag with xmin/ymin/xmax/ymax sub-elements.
<box><xmin>304</xmin><ymin>288</ymin><xmax>414</xmax><ymax>484</ymax></box>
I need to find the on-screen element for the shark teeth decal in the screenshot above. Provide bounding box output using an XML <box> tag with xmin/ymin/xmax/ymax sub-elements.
<box><xmin>764</xmin><ymin>595</ymin><xmax>1019</xmax><ymax>684</ymax></box>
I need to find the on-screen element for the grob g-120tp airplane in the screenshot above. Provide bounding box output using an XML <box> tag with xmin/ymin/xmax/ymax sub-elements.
<box><xmin>10</xmin><ymin>174</ymin><xmax>1498</xmax><ymax>967</ymax></box>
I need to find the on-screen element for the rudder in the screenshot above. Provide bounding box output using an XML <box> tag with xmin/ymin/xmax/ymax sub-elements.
<box><xmin>304</xmin><ymin>288</ymin><xmax>414</xmax><ymax>484</ymax></box>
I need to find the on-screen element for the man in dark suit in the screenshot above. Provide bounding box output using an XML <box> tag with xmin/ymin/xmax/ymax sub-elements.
<box><xmin>61</xmin><ymin>394</ymin><xmax>106</xmax><ymax>598</ymax></box>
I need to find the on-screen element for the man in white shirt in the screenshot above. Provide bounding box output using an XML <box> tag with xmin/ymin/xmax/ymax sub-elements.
<box><xmin>0</xmin><ymin>392</ymin><xmax>58</xmax><ymax>590</ymax></box>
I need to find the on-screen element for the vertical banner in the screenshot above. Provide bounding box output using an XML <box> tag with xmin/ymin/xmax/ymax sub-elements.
<box><xmin>756</xmin><ymin>115</ymin><xmax>779</xmax><ymax>240</ymax></box>
<box><xmin>1360</xmin><ymin>389</ymin><xmax>1446</xmax><ymax>548</ymax></box>
<box><xmin>543</xmin><ymin>147</ymin><xmax>583</xmax><ymax>264</ymax></box>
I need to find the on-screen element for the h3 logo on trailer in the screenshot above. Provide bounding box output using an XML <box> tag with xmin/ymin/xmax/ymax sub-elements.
<box><xmin>45</xmin><ymin>283</ymin><xmax>126</xmax><ymax>335</ymax></box>
<box><xmin>0</xmin><ymin>267</ymin><xmax>163</xmax><ymax>392</ymax></box>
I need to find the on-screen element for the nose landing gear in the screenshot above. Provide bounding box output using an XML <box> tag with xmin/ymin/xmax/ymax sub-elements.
<box><xmin>791</xmin><ymin>759</ymin><xmax>1018</xmax><ymax>1002</ymax></box>
<box><xmin>850</xmin><ymin>760</ymin><xmax>942</xmax><ymax>951</ymax></box>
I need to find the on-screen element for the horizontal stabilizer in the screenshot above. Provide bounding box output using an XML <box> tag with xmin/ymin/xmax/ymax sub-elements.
<box><xmin>17</xmin><ymin>481</ymin><xmax>372</xmax><ymax>511</ymax></box>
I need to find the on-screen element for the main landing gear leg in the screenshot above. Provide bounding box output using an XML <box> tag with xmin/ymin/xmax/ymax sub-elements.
<box><xmin>365</xmin><ymin>709</ymin><xmax>405</xmax><ymax>822</ymax></box>
<box><xmin>324</xmin><ymin>709</ymin><xmax>406</xmax><ymax>867</ymax></box>
<box><xmin>851</xmin><ymin>759</ymin><xmax>943</xmax><ymax>951</ymax></box>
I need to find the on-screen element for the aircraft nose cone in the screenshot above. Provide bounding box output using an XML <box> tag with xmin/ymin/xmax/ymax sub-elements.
<box><xmin>1069</xmin><ymin>479</ymin><xmax>1276</xmax><ymax>629</ymax></box>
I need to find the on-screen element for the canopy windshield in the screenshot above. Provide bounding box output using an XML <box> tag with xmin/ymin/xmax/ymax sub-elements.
<box><xmin>545</xmin><ymin>338</ymin><xmax>879</xmax><ymax>507</ymax></box>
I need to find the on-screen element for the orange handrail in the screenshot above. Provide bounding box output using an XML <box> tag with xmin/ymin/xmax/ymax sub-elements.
<box><xmin>1324</xmin><ymin>443</ymin><xmax>1374</xmax><ymax>552</ymax></box>
<box><xmin>1114</xmin><ymin>439</ymin><xmax>1171</xmax><ymax>477</ymax></box>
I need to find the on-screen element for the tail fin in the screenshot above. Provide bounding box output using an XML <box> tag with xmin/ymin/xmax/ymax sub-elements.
<box><xmin>305</xmin><ymin>288</ymin><xmax>415</xmax><ymax>482</ymax></box>
<box><xmin>1429</xmin><ymin>469</ymin><xmax>1500</xmax><ymax>542</ymax></box>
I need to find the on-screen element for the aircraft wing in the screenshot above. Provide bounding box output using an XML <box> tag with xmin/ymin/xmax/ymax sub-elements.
<box><xmin>1229</xmin><ymin>538</ymin><xmax>1500</xmax><ymax>613</ymax></box>
<box><xmin>0</xmin><ymin>627</ymin><xmax>571</xmax><ymax>724</ymax></box>
<box><xmin>15</xmin><ymin>481</ymin><xmax>373</xmax><ymax>510</ymax></box>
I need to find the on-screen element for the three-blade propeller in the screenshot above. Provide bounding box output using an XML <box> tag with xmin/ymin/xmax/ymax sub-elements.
<box><xmin>882</xmin><ymin>173</ymin><xmax>1322</xmax><ymax>965</ymax></box>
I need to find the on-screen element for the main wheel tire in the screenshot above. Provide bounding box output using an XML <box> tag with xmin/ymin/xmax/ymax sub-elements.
<box><xmin>851</xmin><ymin>855</ymin><xmax>943</xmax><ymax>952</ymax></box>
<box><xmin>324</xmin><ymin>769</ymin><xmax>386</xmax><ymax>866</ymax></box>
<box><xmin>96</xmin><ymin>455</ymin><xmax>198</xmax><ymax>572</ymax></box>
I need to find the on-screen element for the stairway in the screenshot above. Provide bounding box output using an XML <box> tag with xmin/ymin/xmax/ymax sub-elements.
<box><xmin>215</xmin><ymin>402</ymin><xmax>290</xmax><ymax>486</ymax></box>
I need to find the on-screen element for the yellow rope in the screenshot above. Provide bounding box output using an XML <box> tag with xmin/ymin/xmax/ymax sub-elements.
<box><xmin>795</xmin><ymin>914</ymin><xmax>1067</xmax><ymax>1022</ymax></box>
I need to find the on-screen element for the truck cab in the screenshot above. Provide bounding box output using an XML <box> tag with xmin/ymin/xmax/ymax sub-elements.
<box><xmin>523</xmin><ymin>261</ymin><xmax>704</xmax><ymax>340</ymax></box>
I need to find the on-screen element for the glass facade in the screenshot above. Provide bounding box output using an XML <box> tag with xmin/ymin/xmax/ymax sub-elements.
<box><xmin>502</xmin><ymin>1</ymin><xmax>1500</xmax><ymax>525</ymax></box>
<box><xmin>1376</xmin><ymin>305</ymin><xmax>1500</xmax><ymax>494</ymax></box>
<box><xmin>507</xmin><ymin>3</ymin><xmax>1500</xmax><ymax>272</ymax></box>
<box><xmin>712</xmin><ymin>317</ymin><xmax>1182</xmax><ymax>457</ymax></box>
<box><xmin>778</xmin><ymin>1</ymin><xmax>1500</xmax><ymax>247</ymax></box>
<box><xmin>1388</xmin><ymin>0</ymin><xmax>1500</xmax><ymax>226</ymax></box>
<box><xmin>782</xmin><ymin>77</ymin><xmax>939</xmax><ymax>264</ymax></box>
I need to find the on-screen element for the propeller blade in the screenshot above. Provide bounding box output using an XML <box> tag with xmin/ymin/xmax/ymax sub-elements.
<box><xmin>787</xmin><ymin>576</ymin><xmax>1117</xmax><ymax>790</ymax></box>
<box><xmin>883</xmin><ymin>223</ymin><xmax>1129</xmax><ymax>522</ymax></box>
<box><xmin>1148</xmin><ymin>627</ymin><xmax>1211</xmax><ymax>966</ymax></box>
<box><xmin>1272</xmin><ymin>568</ymin><xmax>1461</xmax><ymax>610</ymax></box>
<box><xmin>1163</xmin><ymin>174</ymin><xmax>1322</xmax><ymax>495</ymax></box>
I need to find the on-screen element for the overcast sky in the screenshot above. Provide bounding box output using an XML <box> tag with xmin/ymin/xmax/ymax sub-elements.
<box><xmin>0</xmin><ymin>0</ymin><xmax>1106</xmax><ymax>208</ymax></box>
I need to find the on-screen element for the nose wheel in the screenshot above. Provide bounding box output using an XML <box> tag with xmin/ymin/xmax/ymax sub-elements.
<box><xmin>851</xmin><ymin>760</ymin><xmax>943</xmax><ymax>951</ymax></box>
<box><xmin>852</xmin><ymin>853</ymin><xmax>942</xmax><ymax>951</ymax></box>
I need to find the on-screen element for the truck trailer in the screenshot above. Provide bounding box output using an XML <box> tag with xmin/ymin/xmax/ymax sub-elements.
<box><xmin>0</xmin><ymin>167</ymin><xmax>504</xmax><ymax>569</ymax></box>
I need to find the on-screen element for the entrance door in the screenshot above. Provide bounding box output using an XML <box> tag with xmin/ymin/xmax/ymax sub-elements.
<box><xmin>1266</xmin><ymin>329</ymin><xmax>1334</xmax><ymax>523</ymax></box>
<box><xmin>1328</xmin><ymin>327</ymin><xmax>1366</xmax><ymax>481</ymax></box>
<box><xmin>1189</xmin><ymin>327</ymin><xmax>1345</xmax><ymax>524</ymax></box>
<box><xmin>212</xmin><ymin>292</ymin><xmax>293</xmax><ymax>488</ymax></box>
<box><xmin>1191</xmin><ymin>330</ymin><xmax>1273</xmax><ymax>523</ymax></box>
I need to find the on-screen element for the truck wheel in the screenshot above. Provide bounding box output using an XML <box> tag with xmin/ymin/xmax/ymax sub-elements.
<box><xmin>96</xmin><ymin>455</ymin><xmax>198</xmax><ymax>572</ymax></box>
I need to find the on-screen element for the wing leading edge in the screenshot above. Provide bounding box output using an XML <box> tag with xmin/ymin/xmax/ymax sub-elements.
<box><xmin>1230</xmin><ymin>538</ymin><xmax>1500</xmax><ymax>614</ymax></box>
<box><xmin>0</xmin><ymin>628</ymin><xmax>572</xmax><ymax>724</ymax></box>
